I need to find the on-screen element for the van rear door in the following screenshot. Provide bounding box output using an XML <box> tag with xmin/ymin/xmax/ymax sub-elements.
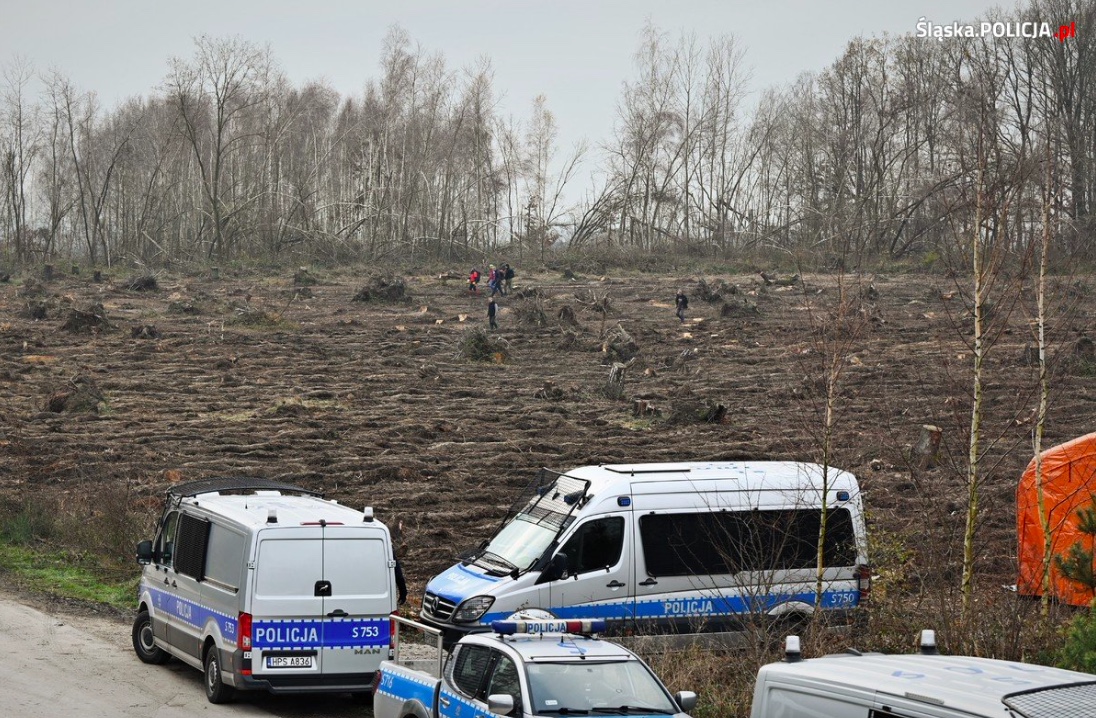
<box><xmin>318</xmin><ymin>524</ymin><xmax>394</xmax><ymax>674</ymax></box>
<box><xmin>250</xmin><ymin>527</ymin><xmax>328</xmax><ymax>677</ymax></box>
<box><xmin>250</xmin><ymin>525</ymin><xmax>394</xmax><ymax>681</ymax></box>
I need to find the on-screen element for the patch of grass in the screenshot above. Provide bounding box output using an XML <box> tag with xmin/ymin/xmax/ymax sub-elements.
<box><xmin>0</xmin><ymin>501</ymin><xmax>57</xmax><ymax>545</ymax></box>
<box><xmin>228</xmin><ymin>309</ymin><xmax>299</xmax><ymax>330</ymax></box>
<box><xmin>0</xmin><ymin>542</ymin><xmax>135</xmax><ymax>610</ymax></box>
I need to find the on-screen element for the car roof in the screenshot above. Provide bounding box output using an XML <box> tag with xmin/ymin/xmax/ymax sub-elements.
<box><xmin>760</xmin><ymin>652</ymin><xmax>1096</xmax><ymax>717</ymax></box>
<box><xmin>464</xmin><ymin>632</ymin><xmax>638</xmax><ymax>662</ymax></box>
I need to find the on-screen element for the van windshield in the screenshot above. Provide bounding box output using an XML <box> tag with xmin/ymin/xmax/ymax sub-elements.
<box><xmin>476</xmin><ymin>515</ymin><xmax>559</xmax><ymax>573</ymax></box>
<box><xmin>471</xmin><ymin>470</ymin><xmax>590</xmax><ymax>576</ymax></box>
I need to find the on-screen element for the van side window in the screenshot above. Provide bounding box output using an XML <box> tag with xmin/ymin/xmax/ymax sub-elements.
<box><xmin>203</xmin><ymin>524</ymin><xmax>245</xmax><ymax>591</ymax></box>
<box><xmin>173</xmin><ymin>513</ymin><xmax>212</xmax><ymax>581</ymax></box>
<box><xmin>155</xmin><ymin>511</ymin><xmax>180</xmax><ymax>566</ymax></box>
<box><xmin>639</xmin><ymin>509</ymin><xmax>856</xmax><ymax>576</ymax></box>
<box><xmin>558</xmin><ymin>517</ymin><xmax>625</xmax><ymax>574</ymax></box>
<box><xmin>448</xmin><ymin>644</ymin><xmax>493</xmax><ymax>698</ymax></box>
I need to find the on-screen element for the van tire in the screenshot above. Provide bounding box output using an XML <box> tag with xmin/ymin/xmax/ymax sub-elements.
<box><xmin>131</xmin><ymin>611</ymin><xmax>169</xmax><ymax>665</ymax></box>
<box><xmin>204</xmin><ymin>647</ymin><xmax>236</xmax><ymax>704</ymax></box>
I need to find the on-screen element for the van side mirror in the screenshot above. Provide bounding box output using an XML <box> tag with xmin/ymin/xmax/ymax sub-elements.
<box><xmin>675</xmin><ymin>691</ymin><xmax>698</xmax><ymax>712</ymax></box>
<box><xmin>136</xmin><ymin>540</ymin><xmax>153</xmax><ymax>565</ymax></box>
<box><xmin>542</xmin><ymin>552</ymin><xmax>569</xmax><ymax>582</ymax></box>
<box><xmin>487</xmin><ymin>694</ymin><xmax>515</xmax><ymax>716</ymax></box>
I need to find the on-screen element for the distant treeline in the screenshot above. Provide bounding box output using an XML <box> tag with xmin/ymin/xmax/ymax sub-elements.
<box><xmin>0</xmin><ymin>0</ymin><xmax>1092</xmax><ymax>268</ymax></box>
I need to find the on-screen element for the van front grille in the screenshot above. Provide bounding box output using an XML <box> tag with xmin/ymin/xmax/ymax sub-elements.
<box><xmin>422</xmin><ymin>592</ymin><xmax>456</xmax><ymax>621</ymax></box>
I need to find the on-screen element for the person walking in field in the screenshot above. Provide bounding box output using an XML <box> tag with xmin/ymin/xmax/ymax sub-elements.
<box><xmin>504</xmin><ymin>263</ymin><xmax>514</xmax><ymax>294</ymax></box>
<box><xmin>488</xmin><ymin>297</ymin><xmax>498</xmax><ymax>330</ymax></box>
<box><xmin>468</xmin><ymin>268</ymin><xmax>481</xmax><ymax>293</ymax></box>
<box><xmin>675</xmin><ymin>289</ymin><xmax>689</xmax><ymax>323</ymax></box>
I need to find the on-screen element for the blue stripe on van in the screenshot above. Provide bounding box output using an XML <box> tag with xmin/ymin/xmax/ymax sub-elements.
<box><xmin>253</xmin><ymin>618</ymin><xmax>391</xmax><ymax>650</ymax></box>
<box><xmin>145</xmin><ymin>583</ymin><xmax>239</xmax><ymax>646</ymax></box>
<box><xmin>478</xmin><ymin>589</ymin><xmax>859</xmax><ymax>623</ymax></box>
<box><xmin>143</xmin><ymin>581</ymin><xmax>390</xmax><ymax>649</ymax></box>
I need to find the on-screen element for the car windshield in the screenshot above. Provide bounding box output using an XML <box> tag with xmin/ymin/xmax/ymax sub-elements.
<box><xmin>476</xmin><ymin>515</ymin><xmax>558</xmax><ymax>572</ymax></box>
<box><xmin>527</xmin><ymin>660</ymin><xmax>678</xmax><ymax>715</ymax></box>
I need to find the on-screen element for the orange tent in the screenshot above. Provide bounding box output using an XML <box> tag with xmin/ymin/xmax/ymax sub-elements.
<box><xmin>1017</xmin><ymin>432</ymin><xmax>1096</xmax><ymax>606</ymax></box>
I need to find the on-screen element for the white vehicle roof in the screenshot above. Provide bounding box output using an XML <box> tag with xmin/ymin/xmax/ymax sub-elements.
<box><xmin>182</xmin><ymin>492</ymin><xmax>378</xmax><ymax>530</ymax></box>
<box><xmin>758</xmin><ymin>652</ymin><xmax>1096</xmax><ymax>717</ymax></box>
<box><xmin>563</xmin><ymin>461</ymin><xmax>859</xmax><ymax>505</ymax></box>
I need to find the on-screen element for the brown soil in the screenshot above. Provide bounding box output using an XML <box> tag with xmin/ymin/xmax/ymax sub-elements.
<box><xmin>1</xmin><ymin>267</ymin><xmax>1094</xmax><ymax>612</ymax></box>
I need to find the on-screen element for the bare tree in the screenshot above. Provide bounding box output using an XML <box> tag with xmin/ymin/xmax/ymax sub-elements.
<box><xmin>1</xmin><ymin>57</ymin><xmax>40</xmax><ymax>264</ymax></box>
<box><xmin>166</xmin><ymin>35</ymin><xmax>271</xmax><ymax>259</ymax></box>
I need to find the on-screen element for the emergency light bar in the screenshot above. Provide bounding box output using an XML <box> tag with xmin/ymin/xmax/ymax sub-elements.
<box><xmin>491</xmin><ymin>619</ymin><xmax>607</xmax><ymax>636</ymax></box>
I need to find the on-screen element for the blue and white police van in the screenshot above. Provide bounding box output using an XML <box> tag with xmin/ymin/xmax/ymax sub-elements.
<box><xmin>132</xmin><ymin>478</ymin><xmax>398</xmax><ymax>703</ymax></box>
<box><xmin>374</xmin><ymin>613</ymin><xmax>697</xmax><ymax>718</ymax></box>
<box><xmin>420</xmin><ymin>462</ymin><xmax>870</xmax><ymax>646</ymax></box>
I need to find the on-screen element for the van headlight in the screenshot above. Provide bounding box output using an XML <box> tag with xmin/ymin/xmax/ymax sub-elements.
<box><xmin>452</xmin><ymin>596</ymin><xmax>494</xmax><ymax>623</ymax></box>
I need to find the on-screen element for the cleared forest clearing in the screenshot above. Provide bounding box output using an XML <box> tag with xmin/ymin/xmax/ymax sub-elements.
<box><xmin>0</xmin><ymin>264</ymin><xmax>1093</xmax><ymax>658</ymax></box>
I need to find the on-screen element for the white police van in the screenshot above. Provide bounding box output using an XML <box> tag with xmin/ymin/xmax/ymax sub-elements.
<box><xmin>374</xmin><ymin>613</ymin><xmax>697</xmax><ymax>718</ymax></box>
<box><xmin>751</xmin><ymin>630</ymin><xmax>1096</xmax><ymax>717</ymax></box>
<box><xmin>420</xmin><ymin>462</ymin><xmax>869</xmax><ymax>645</ymax></box>
<box><xmin>132</xmin><ymin>478</ymin><xmax>398</xmax><ymax>703</ymax></box>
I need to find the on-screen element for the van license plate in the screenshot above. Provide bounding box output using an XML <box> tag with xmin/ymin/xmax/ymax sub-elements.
<box><xmin>266</xmin><ymin>656</ymin><xmax>313</xmax><ymax>668</ymax></box>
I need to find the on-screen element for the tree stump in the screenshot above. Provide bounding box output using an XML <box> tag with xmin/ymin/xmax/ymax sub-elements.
<box><xmin>558</xmin><ymin>305</ymin><xmax>577</xmax><ymax>326</ymax></box>
<box><xmin>605</xmin><ymin>362</ymin><xmax>628</xmax><ymax>399</ymax></box>
<box><xmin>913</xmin><ymin>424</ymin><xmax>942</xmax><ymax>470</ymax></box>
<box><xmin>211</xmin><ymin>267</ymin><xmax>220</xmax><ymax>281</ymax></box>
<box><xmin>92</xmin><ymin>270</ymin><xmax>102</xmax><ymax>283</ymax></box>
<box><xmin>44</xmin><ymin>264</ymin><xmax>53</xmax><ymax>281</ymax></box>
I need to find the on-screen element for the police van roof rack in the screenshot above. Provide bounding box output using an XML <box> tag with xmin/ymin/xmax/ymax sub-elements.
<box><xmin>167</xmin><ymin>477</ymin><xmax>324</xmax><ymax>500</ymax></box>
<box><xmin>603</xmin><ymin>465</ymin><xmax>693</xmax><ymax>474</ymax></box>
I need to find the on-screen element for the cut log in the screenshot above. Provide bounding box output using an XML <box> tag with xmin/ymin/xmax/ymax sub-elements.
<box><xmin>913</xmin><ymin>424</ymin><xmax>942</xmax><ymax>470</ymax></box>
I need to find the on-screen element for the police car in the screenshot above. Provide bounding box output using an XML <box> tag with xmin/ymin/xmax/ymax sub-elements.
<box><xmin>374</xmin><ymin>612</ymin><xmax>697</xmax><ymax>718</ymax></box>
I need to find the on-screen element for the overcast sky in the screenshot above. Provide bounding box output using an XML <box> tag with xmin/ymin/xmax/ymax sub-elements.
<box><xmin>3</xmin><ymin>0</ymin><xmax>1011</xmax><ymax>176</ymax></box>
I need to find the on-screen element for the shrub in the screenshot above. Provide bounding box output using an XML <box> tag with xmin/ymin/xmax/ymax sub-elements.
<box><xmin>1059</xmin><ymin>609</ymin><xmax>1096</xmax><ymax>674</ymax></box>
<box><xmin>457</xmin><ymin>327</ymin><xmax>510</xmax><ymax>363</ymax></box>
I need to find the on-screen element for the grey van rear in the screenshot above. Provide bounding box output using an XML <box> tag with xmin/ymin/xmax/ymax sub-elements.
<box><xmin>133</xmin><ymin>478</ymin><xmax>397</xmax><ymax>703</ymax></box>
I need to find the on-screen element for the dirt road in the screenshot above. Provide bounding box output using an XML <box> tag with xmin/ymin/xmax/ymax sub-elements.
<box><xmin>0</xmin><ymin>592</ymin><xmax>365</xmax><ymax>717</ymax></box>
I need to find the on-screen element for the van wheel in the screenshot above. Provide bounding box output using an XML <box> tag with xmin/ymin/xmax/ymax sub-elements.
<box><xmin>131</xmin><ymin>611</ymin><xmax>169</xmax><ymax>665</ymax></box>
<box><xmin>204</xmin><ymin>647</ymin><xmax>236</xmax><ymax>704</ymax></box>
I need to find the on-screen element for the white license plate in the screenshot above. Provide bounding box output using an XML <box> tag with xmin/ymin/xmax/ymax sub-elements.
<box><xmin>266</xmin><ymin>655</ymin><xmax>313</xmax><ymax>669</ymax></box>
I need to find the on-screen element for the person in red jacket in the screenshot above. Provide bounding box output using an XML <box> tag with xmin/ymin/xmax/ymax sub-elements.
<box><xmin>468</xmin><ymin>268</ymin><xmax>481</xmax><ymax>293</ymax></box>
